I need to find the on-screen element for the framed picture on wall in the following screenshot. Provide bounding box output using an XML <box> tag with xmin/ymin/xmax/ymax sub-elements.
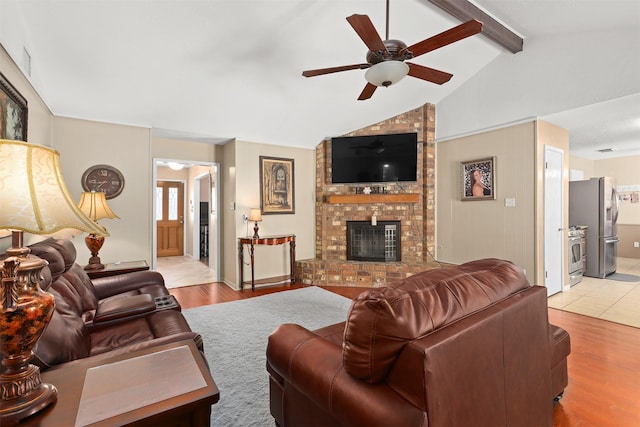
<box><xmin>461</xmin><ymin>157</ymin><xmax>496</xmax><ymax>201</ymax></box>
<box><xmin>260</xmin><ymin>156</ymin><xmax>295</xmax><ymax>214</ymax></box>
<box><xmin>0</xmin><ymin>71</ymin><xmax>28</xmax><ymax>141</ymax></box>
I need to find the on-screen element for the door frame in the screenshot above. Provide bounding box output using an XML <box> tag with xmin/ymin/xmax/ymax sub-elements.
<box><xmin>192</xmin><ymin>167</ymin><xmax>221</xmax><ymax>278</ymax></box>
<box><xmin>152</xmin><ymin>158</ymin><xmax>221</xmax><ymax>282</ymax></box>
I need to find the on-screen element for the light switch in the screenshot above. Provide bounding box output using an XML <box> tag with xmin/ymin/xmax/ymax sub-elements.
<box><xmin>505</xmin><ymin>198</ymin><xmax>516</xmax><ymax>207</ymax></box>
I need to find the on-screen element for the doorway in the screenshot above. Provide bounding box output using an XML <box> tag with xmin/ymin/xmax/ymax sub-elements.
<box><xmin>544</xmin><ymin>145</ymin><xmax>564</xmax><ymax>296</ymax></box>
<box><xmin>152</xmin><ymin>159</ymin><xmax>221</xmax><ymax>282</ymax></box>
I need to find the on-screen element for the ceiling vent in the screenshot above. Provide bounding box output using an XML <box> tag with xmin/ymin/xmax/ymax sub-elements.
<box><xmin>597</xmin><ymin>148</ymin><xmax>615</xmax><ymax>152</ymax></box>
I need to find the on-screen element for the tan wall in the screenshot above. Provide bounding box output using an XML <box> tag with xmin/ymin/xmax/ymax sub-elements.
<box><xmin>569</xmin><ymin>155</ymin><xmax>594</xmax><ymax>179</ymax></box>
<box><xmin>436</xmin><ymin>121</ymin><xmax>538</xmax><ymax>283</ymax></box>
<box><xmin>618</xmin><ymin>224</ymin><xmax>640</xmax><ymax>259</ymax></box>
<box><xmin>0</xmin><ymin>45</ymin><xmax>52</xmax><ymax>146</ymax></box>
<box><xmin>52</xmin><ymin>116</ymin><xmax>153</xmax><ymax>265</ymax></box>
<box><xmin>231</xmin><ymin>140</ymin><xmax>316</xmax><ymax>289</ymax></box>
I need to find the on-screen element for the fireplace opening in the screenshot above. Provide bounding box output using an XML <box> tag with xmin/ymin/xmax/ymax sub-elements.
<box><xmin>347</xmin><ymin>221</ymin><xmax>401</xmax><ymax>262</ymax></box>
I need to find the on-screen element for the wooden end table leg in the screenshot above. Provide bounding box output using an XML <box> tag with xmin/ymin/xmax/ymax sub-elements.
<box><xmin>238</xmin><ymin>240</ymin><xmax>244</xmax><ymax>290</ymax></box>
<box><xmin>290</xmin><ymin>237</ymin><xmax>296</xmax><ymax>284</ymax></box>
<box><xmin>250</xmin><ymin>242</ymin><xmax>256</xmax><ymax>292</ymax></box>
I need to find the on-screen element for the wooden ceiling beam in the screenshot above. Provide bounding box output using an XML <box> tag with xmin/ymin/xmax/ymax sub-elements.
<box><xmin>428</xmin><ymin>0</ymin><xmax>523</xmax><ymax>53</ymax></box>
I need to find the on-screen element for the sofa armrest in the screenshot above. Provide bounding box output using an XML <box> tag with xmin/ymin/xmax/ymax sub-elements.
<box><xmin>267</xmin><ymin>323</ymin><xmax>425</xmax><ymax>427</ymax></box>
<box><xmin>92</xmin><ymin>294</ymin><xmax>156</xmax><ymax>323</ymax></box>
<box><xmin>91</xmin><ymin>271</ymin><xmax>167</xmax><ymax>299</ymax></box>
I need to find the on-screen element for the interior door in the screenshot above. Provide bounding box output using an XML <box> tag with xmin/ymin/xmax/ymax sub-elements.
<box><xmin>544</xmin><ymin>146</ymin><xmax>564</xmax><ymax>296</ymax></box>
<box><xmin>157</xmin><ymin>181</ymin><xmax>185</xmax><ymax>257</ymax></box>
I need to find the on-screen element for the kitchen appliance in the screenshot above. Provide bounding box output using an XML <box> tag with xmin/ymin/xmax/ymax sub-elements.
<box><xmin>569</xmin><ymin>177</ymin><xmax>619</xmax><ymax>278</ymax></box>
<box><xmin>568</xmin><ymin>226</ymin><xmax>587</xmax><ymax>285</ymax></box>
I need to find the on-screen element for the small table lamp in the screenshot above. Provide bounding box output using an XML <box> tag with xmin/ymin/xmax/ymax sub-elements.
<box><xmin>249</xmin><ymin>209</ymin><xmax>262</xmax><ymax>239</ymax></box>
<box><xmin>78</xmin><ymin>191</ymin><xmax>119</xmax><ymax>270</ymax></box>
<box><xmin>0</xmin><ymin>140</ymin><xmax>108</xmax><ymax>424</ymax></box>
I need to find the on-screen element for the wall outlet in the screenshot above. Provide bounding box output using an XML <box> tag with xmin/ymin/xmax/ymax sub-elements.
<box><xmin>505</xmin><ymin>198</ymin><xmax>516</xmax><ymax>207</ymax></box>
<box><xmin>634</xmin><ymin>242</ymin><xmax>640</xmax><ymax>248</ymax></box>
<box><xmin>242</xmin><ymin>214</ymin><xmax>248</xmax><ymax>223</ymax></box>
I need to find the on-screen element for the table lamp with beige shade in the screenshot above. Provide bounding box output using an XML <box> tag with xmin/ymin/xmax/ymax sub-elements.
<box><xmin>78</xmin><ymin>190</ymin><xmax>119</xmax><ymax>270</ymax></box>
<box><xmin>0</xmin><ymin>140</ymin><xmax>107</xmax><ymax>424</ymax></box>
<box><xmin>249</xmin><ymin>208</ymin><xmax>262</xmax><ymax>238</ymax></box>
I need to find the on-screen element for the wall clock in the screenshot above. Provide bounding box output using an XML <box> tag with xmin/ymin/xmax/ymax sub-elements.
<box><xmin>81</xmin><ymin>164</ymin><xmax>125</xmax><ymax>199</ymax></box>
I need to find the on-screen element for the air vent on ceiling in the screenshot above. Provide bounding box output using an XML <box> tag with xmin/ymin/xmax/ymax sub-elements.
<box><xmin>597</xmin><ymin>148</ymin><xmax>615</xmax><ymax>152</ymax></box>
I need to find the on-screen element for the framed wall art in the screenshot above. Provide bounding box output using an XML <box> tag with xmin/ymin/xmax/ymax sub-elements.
<box><xmin>461</xmin><ymin>157</ymin><xmax>496</xmax><ymax>201</ymax></box>
<box><xmin>260</xmin><ymin>156</ymin><xmax>295</xmax><ymax>214</ymax></box>
<box><xmin>0</xmin><ymin>71</ymin><xmax>28</xmax><ymax>141</ymax></box>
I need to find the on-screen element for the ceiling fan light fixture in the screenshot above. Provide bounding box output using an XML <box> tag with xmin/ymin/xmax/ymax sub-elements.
<box><xmin>365</xmin><ymin>61</ymin><xmax>409</xmax><ymax>87</ymax></box>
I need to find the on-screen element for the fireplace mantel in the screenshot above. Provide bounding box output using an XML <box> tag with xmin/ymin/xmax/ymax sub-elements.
<box><xmin>326</xmin><ymin>194</ymin><xmax>420</xmax><ymax>204</ymax></box>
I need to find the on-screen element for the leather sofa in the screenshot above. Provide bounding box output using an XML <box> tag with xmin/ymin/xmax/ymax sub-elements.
<box><xmin>267</xmin><ymin>259</ymin><xmax>571</xmax><ymax>427</ymax></box>
<box><xmin>19</xmin><ymin>238</ymin><xmax>202</xmax><ymax>371</ymax></box>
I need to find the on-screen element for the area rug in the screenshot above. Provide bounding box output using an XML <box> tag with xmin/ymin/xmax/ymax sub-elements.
<box><xmin>182</xmin><ymin>286</ymin><xmax>353</xmax><ymax>426</ymax></box>
<box><xmin>606</xmin><ymin>272</ymin><xmax>640</xmax><ymax>283</ymax></box>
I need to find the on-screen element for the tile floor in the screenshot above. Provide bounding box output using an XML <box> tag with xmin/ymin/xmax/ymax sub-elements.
<box><xmin>547</xmin><ymin>257</ymin><xmax>640</xmax><ymax>328</ymax></box>
<box><xmin>156</xmin><ymin>256</ymin><xmax>218</xmax><ymax>289</ymax></box>
<box><xmin>157</xmin><ymin>255</ymin><xmax>640</xmax><ymax>328</ymax></box>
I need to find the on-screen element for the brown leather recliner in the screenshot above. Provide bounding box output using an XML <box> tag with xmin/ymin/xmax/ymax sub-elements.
<box><xmin>18</xmin><ymin>238</ymin><xmax>203</xmax><ymax>371</ymax></box>
<box><xmin>267</xmin><ymin>259</ymin><xmax>571</xmax><ymax>427</ymax></box>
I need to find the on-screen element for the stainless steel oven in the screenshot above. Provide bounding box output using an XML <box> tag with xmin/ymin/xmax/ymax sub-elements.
<box><xmin>568</xmin><ymin>226</ymin><xmax>587</xmax><ymax>286</ymax></box>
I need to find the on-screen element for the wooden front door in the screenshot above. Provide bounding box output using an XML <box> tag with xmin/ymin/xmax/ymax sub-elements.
<box><xmin>157</xmin><ymin>181</ymin><xmax>184</xmax><ymax>257</ymax></box>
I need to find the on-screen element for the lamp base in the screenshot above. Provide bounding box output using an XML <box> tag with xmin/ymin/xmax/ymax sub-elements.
<box><xmin>0</xmin><ymin>362</ymin><xmax>57</xmax><ymax>425</ymax></box>
<box><xmin>253</xmin><ymin>222</ymin><xmax>260</xmax><ymax>239</ymax></box>
<box><xmin>84</xmin><ymin>233</ymin><xmax>105</xmax><ymax>270</ymax></box>
<box><xmin>1</xmin><ymin>237</ymin><xmax>58</xmax><ymax>425</ymax></box>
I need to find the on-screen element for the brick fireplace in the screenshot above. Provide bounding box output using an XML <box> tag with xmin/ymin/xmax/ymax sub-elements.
<box><xmin>295</xmin><ymin>102</ymin><xmax>439</xmax><ymax>287</ymax></box>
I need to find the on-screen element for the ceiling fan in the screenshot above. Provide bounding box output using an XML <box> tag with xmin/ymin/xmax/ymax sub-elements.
<box><xmin>302</xmin><ymin>0</ymin><xmax>483</xmax><ymax>100</ymax></box>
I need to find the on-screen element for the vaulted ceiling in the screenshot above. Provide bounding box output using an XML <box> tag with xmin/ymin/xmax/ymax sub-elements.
<box><xmin>1</xmin><ymin>0</ymin><xmax>638</xmax><ymax>160</ymax></box>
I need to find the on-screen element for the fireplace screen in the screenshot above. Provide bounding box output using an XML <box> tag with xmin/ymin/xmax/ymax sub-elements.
<box><xmin>347</xmin><ymin>221</ymin><xmax>401</xmax><ymax>262</ymax></box>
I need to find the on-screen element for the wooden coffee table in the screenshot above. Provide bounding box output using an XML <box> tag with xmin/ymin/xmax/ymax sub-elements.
<box><xmin>22</xmin><ymin>340</ymin><xmax>219</xmax><ymax>426</ymax></box>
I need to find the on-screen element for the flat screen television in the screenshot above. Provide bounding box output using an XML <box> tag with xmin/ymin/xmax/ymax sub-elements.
<box><xmin>331</xmin><ymin>132</ymin><xmax>417</xmax><ymax>184</ymax></box>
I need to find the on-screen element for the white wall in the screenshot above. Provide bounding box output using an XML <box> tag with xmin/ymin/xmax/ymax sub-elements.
<box><xmin>437</xmin><ymin>27</ymin><xmax>640</xmax><ymax>141</ymax></box>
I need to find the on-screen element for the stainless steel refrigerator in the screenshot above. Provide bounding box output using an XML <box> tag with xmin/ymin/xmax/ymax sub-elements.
<box><xmin>569</xmin><ymin>177</ymin><xmax>619</xmax><ymax>278</ymax></box>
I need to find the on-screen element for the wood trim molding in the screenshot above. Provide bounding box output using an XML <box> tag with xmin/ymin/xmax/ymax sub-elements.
<box><xmin>326</xmin><ymin>194</ymin><xmax>420</xmax><ymax>204</ymax></box>
<box><xmin>428</xmin><ymin>0</ymin><xmax>523</xmax><ymax>53</ymax></box>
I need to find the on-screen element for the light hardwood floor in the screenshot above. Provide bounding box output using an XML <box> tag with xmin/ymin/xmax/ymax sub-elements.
<box><xmin>170</xmin><ymin>282</ymin><xmax>640</xmax><ymax>427</ymax></box>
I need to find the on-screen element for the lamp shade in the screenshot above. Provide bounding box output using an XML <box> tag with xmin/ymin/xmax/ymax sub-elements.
<box><xmin>365</xmin><ymin>61</ymin><xmax>410</xmax><ymax>87</ymax></box>
<box><xmin>0</xmin><ymin>140</ymin><xmax>108</xmax><ymax>236</ymax></box>
<box><xmin>78</xmin><ymin>191</ymin><xmax>119</xmax><ymax>222</ymax></box>
<box><xmin>249</xmin><ymin>209</ymin><xmax>262</xmax><ymax>222</ymax></box>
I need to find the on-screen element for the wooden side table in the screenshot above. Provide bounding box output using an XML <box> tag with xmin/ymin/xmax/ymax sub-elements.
<box><xmin>238</xmin><ymin>235</ymin><xmax>296</xmax><ymax>291</ymax></box>
<box><xmin>86</xmin><ymin>260</ymin><xmax>149</xmax><ymax>279</ymax></box>
<box><xmin>22</xmin><ymin>340</ymin><xmax>218</xmax><ymax>426</ymax></box>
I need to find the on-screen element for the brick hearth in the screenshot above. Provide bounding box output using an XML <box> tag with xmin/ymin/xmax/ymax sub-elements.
<box><xmin>295</xmin><ymin>102</ymin><xmax>439</xmax><ymax>287</ymax></box>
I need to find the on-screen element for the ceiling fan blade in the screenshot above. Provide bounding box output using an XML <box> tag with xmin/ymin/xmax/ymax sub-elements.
<box><xmin>358</xmin><ymin>83</ymin><xmax>377</xmax><ymax>100</ymax></box>
<box><xmin>404</xmin><ymin>19</ymin><xmax>483</xmax><ymax>58</ymax></box>
<box><xmin>346</xmin><ymin>14</ymin><xmax>388</xmax><ymax>53</ymax></box>
<box><xmin>407</xmin><ymin>63</ymin><xmax>453</xmax><ymax>85</ymax></box>
<box><xmin>302</xmin><ymin>64</ymin><xmax>370</xmax><ymax>78</ymax></box>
